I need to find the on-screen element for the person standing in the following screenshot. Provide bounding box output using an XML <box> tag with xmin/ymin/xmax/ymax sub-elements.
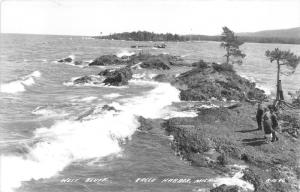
<box><xmin>269</xmin><ymin>106</ymin><xmax>279</xmax><ymax>142</ymax></box>
<box><xmin>256</xmin><ymin>103</ymin><xmax>264</xmax><ymax>130</ymax></box>
<box><xmin>262</xmin><ymin>108</ymin><xmax>273</xmax><ymax>143</ymax></box>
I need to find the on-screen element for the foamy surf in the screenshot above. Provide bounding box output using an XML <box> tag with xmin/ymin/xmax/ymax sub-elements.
<box><xmin>70</xmin><ymin>96</ymin><xmax>99</xmax><ymax>103</ymax></box>
<box><xmin>32</xmin><ymin>106</ymin><xmax>69</xmax><ymax>118</ymax></box>
<box><xmin>0</xmin><ymin>81</ymin><xmax>181</xmax><ymax>192</ymax></box>
<box><xmin>103</xmin><ymin>93</ymin><xmax>122</xmax><ymax>99</ymax></box>
<box><xmin>212</xmin><ymin>164</ymin><xmax>254</xmax><ymax>191</ymax></box>
<box><xmin>0</xmin><ymin>71</ymin><xmax>41</xmax><ymax>93</ymax></box>
<box><xmin>116</xmin><ymin>50</ymin><xmax>135</xmax><ymax>58</ymax></box>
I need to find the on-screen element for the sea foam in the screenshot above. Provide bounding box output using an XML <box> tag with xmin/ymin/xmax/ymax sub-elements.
<box><xmin>0</xmin><ymin>71</ymin><xmax>41</xmax><ymax>94</ymax></box>
<box><xmin>0</xmin><ymin>81</ymin><xmax>180</xmax><ymax>192</ymax></box>
<box><xmin>212</xmin><ymin>164</ymin><xmax>254</xmax><ymax>191</ymax></box>
<box><xmin>116</xmin><ymin>50</ymin><xmax>135</xmax><ymax>58</ymax></box>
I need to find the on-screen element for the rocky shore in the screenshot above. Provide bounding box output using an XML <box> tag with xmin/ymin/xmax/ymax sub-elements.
<box><xmin>73</xmin><ymin>52</ymin><xmax>299</xmax><ymax>191</ymax></box>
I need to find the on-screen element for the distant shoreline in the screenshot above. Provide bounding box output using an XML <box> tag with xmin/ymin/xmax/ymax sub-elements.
<box><xmin>94</xmin><ymin>34</ymin><xmax>300</xmax><ymax>45</ymax></box>
<box><xmin>94</xmin><ymin>37</ymin><xmax>300</xmax><ymax>45</ymax></box>
<box><xmin>2</xmin><ymin>32</ymin><xmax>300</xmax><ymax>45</ymax></box>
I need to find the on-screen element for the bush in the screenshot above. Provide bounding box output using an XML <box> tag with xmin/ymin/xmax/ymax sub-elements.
<box><xmin>217</xmin><ymin>153</ymin><xmax>228</xmax><ymax>166</ymax></box>
<box><xmin>192</xmin><ymin>60</ymin><xmax>208</xmax><ymax>69</ymax></box>
<box><xmin>212</xmin><ymin>63</ymin><xmax>235</xmax><ymax>72</ymax></box>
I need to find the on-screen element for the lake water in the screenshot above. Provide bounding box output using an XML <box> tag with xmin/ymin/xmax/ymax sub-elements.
<box><xmin>0</xmin><ymin>34</ymin><xmax>299</xmax><ymax>192</ymax></box>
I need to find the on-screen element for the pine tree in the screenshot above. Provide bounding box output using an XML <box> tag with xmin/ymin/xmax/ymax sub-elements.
<box><xmin>265</xmin><ymin>48</ymin><xmax>300</xmax><ymax>102</ymax></box>
<box><xmin>220</xmin><ymin>27</ymin><xmax>246</xmax><ymax>65</ymax></box>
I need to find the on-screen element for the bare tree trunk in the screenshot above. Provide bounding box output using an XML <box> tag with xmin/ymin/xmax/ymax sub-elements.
<box><xmin>276</xmin><ymin>60</ymin><xmax>280</xmax><ymax>101</ymax></box>
<box><xmin>226</xmin><ymin>47</ymin><xmax>229</xmax><ymax>64</ymax></box>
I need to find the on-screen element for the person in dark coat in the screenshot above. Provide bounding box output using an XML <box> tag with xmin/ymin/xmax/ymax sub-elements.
<box><xmin>269</xmin><ymin>106</ymin><xmax>279</xmax><ymax>142</ymax></box>
<box><xmin>256</xmin><ymin>103</ymin><xmax>264</xmax><ymax>130</ymax></box>
<box><xmin>262</xmin><ymin>108</ymin><xmax>273</xmax><ymax>143</ymax></box>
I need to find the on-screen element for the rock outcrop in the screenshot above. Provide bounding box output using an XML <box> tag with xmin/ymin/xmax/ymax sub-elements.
<box><xmin>174</xmin><ymin>62</ymin><xmax>267</xmax><ymax>101</ymax></box>
<box><xmin>163</xmin><ymin>103</ymin><xmax>299</xmax><ymax>192</ymax></box>
<box><xmin>73</xmin><ymin>75</ymin><xmax>93</xmax><ymax>84</ymax></box>
<box><xmin>210</xmin><ymin>184</ymin><xmax>240</xmax><ymax>192</ymax></box>
<box><xmin>100</xmin><ymin>66</ymin><xmax>133</xmax><ymax>86</ymax></box>
<box><xmin>89</xmin><ymin>55</ymin><xmax>125</xmax><ymax>66</ymax></box>
<box><xmin>58</xmin><ymin>57</ymin><xmax>73</xmax><ymax>63</ymax></box>
<box><xmin>89</xmin><ymin>53</ymin><xmax>186</xmax><ymax>69</ymax></box>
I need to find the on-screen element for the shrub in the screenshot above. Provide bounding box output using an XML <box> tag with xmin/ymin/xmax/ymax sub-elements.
<box><xmin>217</xmin><ymin>153</ymin><xmax>228</xmax><ymax>166</ymax></box>
<box><xmin>212</xmin><ymin>63</ymin><xmax>235</xmax><ymax>72</ymax></box>
<box><xmin>192</xmin><ymin>60</ymin><xmax>208</xmax><ymax>69</ymax></box>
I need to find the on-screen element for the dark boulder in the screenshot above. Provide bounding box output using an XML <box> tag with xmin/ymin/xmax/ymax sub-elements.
<box><xmin>98</xmin><ymin>69</ymin><xmax>115</xmax><ymax>76</ymax></box>
<box><xmin>192</xmin><ymin>60</ymin><xmax>209</xmax><ymax>69</ymax></box>
<box><xmin>153</xmin><ymin>43</ymin><xmax>166</xmax><ymax>48</ymax></box>
<box><xmin>102</xmin><ymin>104</ymin><xmax>118</xmax><ymax>112</ymax></box>
<box><xmin>140</xmin><ymin>58</ymin><xmax>170</xmax><ymax>70</ymax></box>
<box><xmin>152</xmin><ymin>74</ymin><xmax>176</xmax><ymax>82</ymax></box>
<box><xmin>210</xmin><ymin>184</ymin><xmax>240</xmax><ymax>192</ymax></box>
<box><xmin>73</xmin><ymin>75</ymin><xmax>93</xmax><ymax>84</ymax></box>
<box><xmin>101</xmin><ymin>66</ymin><xmax>133</xmax><ymax>86</ymax></box>
<box><xmin>58</xmin><ymin>57</ymin><xmax>73</xmax><ymax>63</ymax></box>
<box><xmin>89</xmin><ymin>55</ymin><xmax>124</xmax><ymax>66</ymax></box>
<box><xmin>137</xmin><ymin>116</ymin><xmax>155</xmax><ymax>131</ymax></box>
<box><xmin>74</xmin><ymin>61</ymin><xmax>83</xmax><ymax>65</ymax></box>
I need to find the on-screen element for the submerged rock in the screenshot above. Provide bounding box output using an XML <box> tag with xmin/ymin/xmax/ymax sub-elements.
<box><xmin>102</xmin><ymin>104</ymin><xmax>118</xmax><ymax>112</ymax></box>
<box><xmin>74</xmin><ymin>61</ymin><xmax>83</xmax><ymax>65</ymax></box>
<box><xmin>73</xmin><ymin>75</ymin><xmax>93</xmax><ymax>84</ymax></box>
<box><xmin>101</xmin><ymin>66</ymin><xmax>133</xmax><ymax>86</ymax></box>
<box><xmin>73</xmin><ymin>75</ymin><xmax>102</xmax><ymax>85</ymax></box>
<box><xmin>140</xmin><ymin>57</ymin><xmax>171</xmax><ymax>70</ymax></box>
<box><xmin>58</xmin><ymin>57</ymin><xmax>73</xmax><ymax>63</ymax></box>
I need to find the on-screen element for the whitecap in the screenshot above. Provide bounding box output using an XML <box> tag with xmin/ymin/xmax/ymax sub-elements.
<box><xmin>116</xmin><ymin>50</ymin><xmax>135</xmax><ymax>58</ymax></box>
<box><xmin>103</xmin><ymin>93</ymin><xmax>121</xmax><ymax>99</ymax></box>
<box><xmin>79</xmin><ymin>96</ymin><xmax>98</xmax><ymax>102</ymax></box>
<box><xmin>212</xmin><ymin>164</ymin><xmax>254</xmax><ymax>191</ymax></box>
<box><xmin>0</xmin><ymin>71</ymin><xmax>41</xmax><ymax>94</ymax></box>
<box><xmin>32</xmin><ymin>105</ymin><xmax>70</xmax><ymax>116</ymax></box>
<box><xmin>1</xmin><ymin>81</ymin><xmax>181</xmax><ymax>192</ymax></box>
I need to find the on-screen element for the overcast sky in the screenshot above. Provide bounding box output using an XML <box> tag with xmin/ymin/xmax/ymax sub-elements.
<box><xmin>1</xmin><ymin>0</ymin><xmax>300</xmax><ymax>36</ymax></box>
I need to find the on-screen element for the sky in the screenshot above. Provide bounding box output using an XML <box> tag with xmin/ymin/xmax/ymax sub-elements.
<box><xmin>1</xmin><ymin>0</ymin><xmax>300</xmax><ymax>36</ymax></box>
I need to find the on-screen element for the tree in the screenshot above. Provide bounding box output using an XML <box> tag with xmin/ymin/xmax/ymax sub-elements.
<box><xmin>220</xmin><ymin>27</ymin><xmax>246</xmax><ymax>65</ymax></box>
<box><xmin>265</xmin><ymin>48</ymin><xmax>300</xmax><ymax>103</ymax></box>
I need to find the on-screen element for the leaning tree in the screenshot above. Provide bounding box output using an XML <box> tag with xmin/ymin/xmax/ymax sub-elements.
<box><xmin>220</xmin><ymin>27</ymin><xmax>246</xmax><ymax>65</ymax></box>
<box><xmin>265</xmin><ymin>48</ymin><xmax>300</xmax><ymax>107</ymax></box>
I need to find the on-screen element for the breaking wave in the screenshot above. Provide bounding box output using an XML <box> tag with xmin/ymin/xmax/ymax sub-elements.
<box><xmin>116</xmin><ymin>50</ymin><xmax>135</xmax><ymax>58</ymax></box>
<box><xmin>0</xmin><ymin>81</ymin><xmax>181</xmax><ymax>192</ymax></box>
<box><xmin>0</xmin><ymin>71</ymin><xmax>41</xmax><ymax>93</ymax></box>
<box><xmin>212</xmin><ymin>164</ymin><xmax>254</xmax><ymax>191</ymax></box>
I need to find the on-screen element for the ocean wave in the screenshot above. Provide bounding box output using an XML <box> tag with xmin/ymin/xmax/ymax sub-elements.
<box><xmin>212</xmin><ymin>164</ymin><xmax>254</xmax><ymax>191</ymax></box>
<box><xmin>32</xmin><ymin>106</ymin><xmax>69</xmax><ymax>118</ymax></box>
<box><xmin>55</xmin><ymin>55</ymin><xmax>89</xmax><ymax>68</ymax></box>
<box><xmin>239</xmin><ymin>73</ymin><xmax>273</xmax><ymax>96</ymax></box>
<box><xmin>0</xmin><ymin>81</ymin><xmax>180</xmax><ymax>192</ymax></box>
<box><xmin>132</xmin><ymin>72</ymin><xmax>157</xmax><ymax>80</ymax></box>
<box><xmin>70</xmin><ymin>96</ymin><xmax>98</xmax><ymax>103</ymax></box>
<box><xmin>103</xmin><ymin>93</ymin><xmax>122</xmax><ymax>99</ymax></box>
<box><xmin>116</xmin><ymin>50</ymin><xmax>135</xmax><ymax>58</ymax></box>
<box><xmin>63</xmin><ymin>75</ymin><xmax>128</xmax><ymax>89</ymax></box>
<box><xmin>0</xmin><ymin>71</ymin><xmax>41</xmax><ymax>94</ymax></box>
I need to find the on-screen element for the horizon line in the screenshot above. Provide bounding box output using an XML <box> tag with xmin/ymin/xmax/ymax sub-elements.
<box><xmin>1</xmin><ymin>26</ymin><xmax>300</xmax><ymax>37</ymax></box>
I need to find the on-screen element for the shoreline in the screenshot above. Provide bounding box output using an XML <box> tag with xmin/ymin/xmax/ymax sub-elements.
<box><xmin>1</xmin><ymin>48</ymin><xmax>299</xmax><ymax>192</ymax></box>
